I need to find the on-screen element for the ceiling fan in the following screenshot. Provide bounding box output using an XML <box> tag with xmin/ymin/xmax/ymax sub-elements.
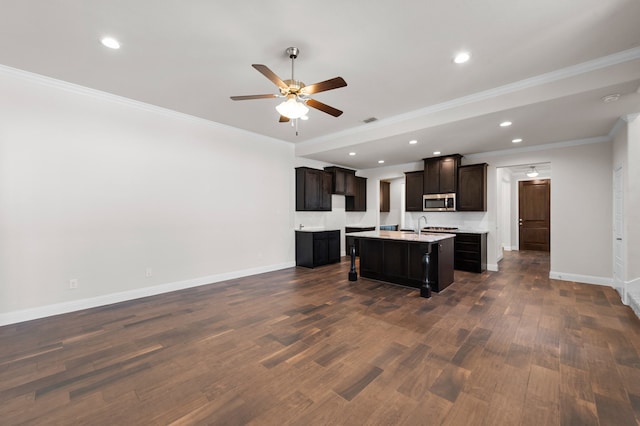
<box><xmin>230</xmin><ymin>47</ymin><xmax>347</xmax><ymax>123</ymax></box>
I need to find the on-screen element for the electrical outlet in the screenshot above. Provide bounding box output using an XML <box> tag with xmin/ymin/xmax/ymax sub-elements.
<box><xmin>145</xmin><ymin>267</ymin><xmax>152</xmax><ymax>277</ymax></box>
<box><xmin>69</xmin><ymin>279</ymin><xmax>78</xmax><ymax>289</ymax></box>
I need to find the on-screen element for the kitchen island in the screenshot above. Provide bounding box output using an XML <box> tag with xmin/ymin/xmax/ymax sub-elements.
<box><xmin>350</xmin><ymin>230</ymin><xmax>455</xmax><ymax>295</ymax></box>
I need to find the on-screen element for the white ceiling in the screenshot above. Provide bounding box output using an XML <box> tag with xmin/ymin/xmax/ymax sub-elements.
<box><xmin>1</xmin><ymin>0</ymin><xmax>639</xmax><ymax>170</ymax></box>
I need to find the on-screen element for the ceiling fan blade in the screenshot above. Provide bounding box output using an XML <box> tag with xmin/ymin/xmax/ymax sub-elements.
<box><xmin>230</xmin><ymin>94</ymin><xmax>278</xmax><ymax>101</ymax></box>
<box><xmin>301</xmin><ymin>77</ymin><xmax>347</xmax><ymax>95</ymax></box>
<box><xmin>252</xmin><ymin>64</ymin><xmax>289</xmax><ymax>90</ymax></box>
<box><xmin>306</xmin><ymin>98</ymin><xmax>343</xmax><ymax>117</ymax></box>
<box><xmin>279</xmin><ymin>115</ymin><xmax>290</xmax><ymax>123</ymax></box>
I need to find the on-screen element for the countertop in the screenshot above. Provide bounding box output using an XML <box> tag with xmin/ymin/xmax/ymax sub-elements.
<box><xmin>421</xmin><ymin>228</ymin><xmax>489</xmax><ymax>234</ymax></box>
<box><xmin>350</xmin><ymin>230</ymin><xmax>455</xmax><ymax>243</ymax></box>
<box><xmin>295</xmin><ymin>228</ymin><xmax>341</xmax><ymax>233</ymax></box>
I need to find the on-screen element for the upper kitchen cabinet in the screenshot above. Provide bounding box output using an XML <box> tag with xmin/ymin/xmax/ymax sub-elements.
<box><xmin>296</xmin><ymin>167</ymin><xmax>332</xmax><ymax>211</ymax></box>
<box><xmin>457</xmin><ymin>163</ymin><xmax>487</xmax><ymax>211</ymax></box>
<box><xmin>346</xmin><ymin>176</ymin><xmax>367</xmax><ymax>212</ymax></box>
<box><xmin>423</xmin><ymin>154</ymin><xmax>462</xmax><ymax>194</ymax></box>
<box><xmin>380</xmin><ymin>181</ymin><xmax>390</xmax><ymax>212</ymax></box>
<box><xmin>324</xmin><ymin>166</ymin><xmax>356</xmax><ymax>196</ymax></box>
<box><xmin>405</xmin><ymin>171</ymin><xmax>424</xmax><ymax>212</ymax></box>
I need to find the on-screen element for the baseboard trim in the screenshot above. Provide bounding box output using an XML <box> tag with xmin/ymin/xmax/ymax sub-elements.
<box><xmin>549</xmin><ymin>271</ymin><xmax>613</xmax><ymax>287</ymax></box>
<box><xmin>487</xmin><ymin>264</ymin><xmax>499</xmax><ymax>272</ymax></box>
<box><xmin>0</xmin><ymin>261</ymin><xmax>296</xmax><ymax>327</ymax></box>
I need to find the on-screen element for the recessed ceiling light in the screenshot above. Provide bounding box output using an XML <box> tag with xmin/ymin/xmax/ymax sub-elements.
<box><xmin>433</xmin><ymin>151</ymin><xmax>441</xmax><ymax>155</ymax></box>
<box><xmin>499</xmin><ymin>121</ymin><xmax>512</xmax><ymax>127</ymax></box>
<box><xmin>602</xmin><ymin>94</ymin><xmax>621</xmax><ymax>103</ymax></box>
<box><xmin>101</xmin><ymin>37</ymin><xmax>120</xmax><ymax>49</ymax></box>
<box><xmin>453</xmin><ymin>52</ymin><xmax>471</xmax><ymax>64</ymax></box>
<box><xmin>409</xmin><ymin>140</ymin><xmax>418</xmax><ymax>145</ymax></box>
<box><xmin>349</xmin><ymin>152</ymin><xmax>356</xmax><ymax>156</ymax></box>
<box><xmin>378</xmin><ymin>160</ymin><xmax>385</xmax><ymax>164</ymax></box>
<box><xmin>512</xmin><ymin>138</ymin><xmax>523</xmax><ymax>143</ymax></box>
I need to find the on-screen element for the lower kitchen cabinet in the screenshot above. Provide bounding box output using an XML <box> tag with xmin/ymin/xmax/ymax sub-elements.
<box><xmin>295</xmin><ymin>230</ymin><xmax>341</xmax><ymax>268</ymax></box>
<box><xmin>345</xmin><ymin>226</ymin><xmax>376</xmax><ymax>256</ymax></box>
<box><xmin>454</xmin><ymin>232</ymin><xmax>487</xmax><ymax>273</ymax></box>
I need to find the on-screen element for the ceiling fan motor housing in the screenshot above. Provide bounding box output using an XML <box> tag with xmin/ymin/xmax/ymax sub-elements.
<box><xmin>286</xmin><ymin>47</ymin><xmax>299</xmax><ymax>59</ymax></box>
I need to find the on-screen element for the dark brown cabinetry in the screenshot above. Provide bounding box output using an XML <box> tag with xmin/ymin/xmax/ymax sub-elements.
<box><xmin>423</xmin><ymin>154</ymin><xmax>462</xmax><ymax>194</ymax></box>
<box><xmin>359</xmin><ymin>237</ymin><xmax>454</xmax><ymax>292</ymax></box>
<box><xmin>458</xmin><ymin>163</ymin><xmax>487</xmax><ymax>211</ymax></box>
<box><xmin>454</xmin><ymin>233</ymin><xmax>487</xmax><ymax>273</ymax></box>
<box><xmin>324</xmin><ymin>166</ymin><xmax>356</xmax><ymax>196</ymax></box>
<box><xmin>296</xmin><ymin>167</ymin><xmax>332</xmax><ymax>211</ymax></box>
<box><xmin>405</xmin><ymin>171</ymin><xmax>424</xmax><ymax>212</ymax></box>
<box><xmin>345</xmin><ymin>226</ymin><xmax>376</xmax><ymax>256</ymax></box>
<box><xmin>380</xmin><ymin>181</ymin><xmax>390</xmax><ymax>212</ymax></box>
<box><xmin>295</xmin><ymin>230</ymin><xmax>341</xmax><ymax>268</ymax></box>
<box><xmin>346</xmin><ymin>176</ymin><xmax>367</xmax><ymax>212</ymax></box>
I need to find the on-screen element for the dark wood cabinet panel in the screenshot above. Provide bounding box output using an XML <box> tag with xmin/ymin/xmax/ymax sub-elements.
<box><xmin>296</xmin><ymin>167</ymin><xmax>332</xmax><ymax>211</ymax></box>
<box><xmin>453</xmin><ymin>233</ymin><xmax>487</xmax><ymax>273</ymax></box>
<box><xmin>380</xmin><ymin>181</ymin><xmax>390</xmax><ymax>212</ymax></box>
<box><xmin>345</xmin><ymin>227</ymin><xmax>376</xmax><ymax>257</ymax></box>
<box><xmin>296</xmin><ymin>230</ymin><xmax>341</xmax><ymax>268</ymax></box>
<box><xmin>359</xmin><ymin>238</ymin><xmax>383</xmax><ymax>278</ymax></box>
<box><xmin>405</xmin><ymin>171</ymin><xmax>424</xmax><ymax>212</ymax></box>
<box><xmin>346</xmin><ymin>176</ymin><xmax>367</xmax><ymax>212</ymax></box>
<box><xmin>458</xmin><ymin>163</ymin><xmax>487</xmax><ymax>211</ymax></box>
<box><xmin>423</xmin><ymin>154</ymin><xmax>462</xmax><ymax>194</ymax></box>
<box><xmin>359</xmin><ymin>237</ymin><xmax>455</xmax><ymax>292</ymax></box>
<box><xmin>324</xmin><ymin>166</ymin><xmax>356</xmax><ymax>196</ymax></box>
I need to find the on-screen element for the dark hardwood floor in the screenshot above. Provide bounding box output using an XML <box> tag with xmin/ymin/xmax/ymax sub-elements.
<box><xmin>2</xmin><ymin>251</ymin><xmax>640</xmax><ymax>425</ymax></box>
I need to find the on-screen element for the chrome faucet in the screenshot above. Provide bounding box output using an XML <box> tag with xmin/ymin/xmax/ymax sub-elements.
<box><xmin>418</xmin><ymin>215</ymin><xmax>427</xmax><ymax>238</ymax></box>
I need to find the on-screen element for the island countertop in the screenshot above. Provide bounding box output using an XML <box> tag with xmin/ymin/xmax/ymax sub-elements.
<box><xmin>351</xmin><ymin>230</ymin><xmax>455</xmax><ymax>243</ymax></box>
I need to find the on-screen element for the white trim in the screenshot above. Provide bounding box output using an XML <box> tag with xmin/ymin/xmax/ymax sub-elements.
<box><xmin>0</xmin><ymin>261</ymin><xmax>295</xmax><ymax>327</ymax></box>
<box><xmin>549</xmin><ymin>271</ymin><xmax>613</xmax><ymax>287</ymax></box>
<box><xmin>464</xmin><ymin>136</ymin><xmax>609</xmax><ymax>160</ymax></box>
<box><xmin>487</xmin><ymin>264</ymin><xmax>499</xmax><ymax>272</ymax></box>
<box><xmin>298</xmin><ymin>47</ymin><xmax>640</xmax><ymax>148</ymax></box>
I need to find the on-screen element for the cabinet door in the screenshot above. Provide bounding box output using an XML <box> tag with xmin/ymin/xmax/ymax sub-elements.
<box><xmin>346</xmin><ymin>176</ymin><xmax>367</xmax><ymax>212</ymax></box>
<box><xmin>305</xmin><ymin>170</ymin><xmax>322</xmax><ymax>210</ymax></box>
<box><xmin>380</xmin><ymin>181</ymin><xmax>390</xmax><ymax>212</ymax></box>
<box><xmin>313</xmin><ymin>233</ymin><xmax>329</xmax><ymax>266</ymax></box>
<box><xmin>321</xmin><ymin>172</ymin><xmax>333</xmax><ymax>210</ymax></box>
<box><xmin>405</xmin><ymin>171</ymin><xmax>424</xmax><ymax>211</ymax></box>
<box><xmin>345</xmin><ymin>172</ymin><xmax>356</xmax><ymax>196</ymax></box>
<box><xmin>457</xmin><ymin>163</ymin><xmax>487</xmax><ymax>211</ymax></box>
<box><xmin>424</xmin><ymin>159</ymin><xmax>440</xmax><ymax>194</ymax></box>
<box><xmin>327</xmin><ymin>231</ymin><xmax>340</xmax><ymax>263</ymax></box>
<box><xmin>356</xmin><ymin>177</ymin><xmax>367</xmax><ymax>211</ymax></box>
<box><xmin>439</xmin><ymin>157</ymin><xmax>458</xmax><ymax>193</ymax></box>
<box><xmin>333</xmin><ymin>169</ymin><xmax>346</xmax><ymax>195</ymax></box>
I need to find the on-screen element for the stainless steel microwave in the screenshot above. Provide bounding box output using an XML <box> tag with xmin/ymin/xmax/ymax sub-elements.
<box><xmin>423</xmin><ymin>193</ymin><xmax>456</xmax><ymax>212</ymax></box>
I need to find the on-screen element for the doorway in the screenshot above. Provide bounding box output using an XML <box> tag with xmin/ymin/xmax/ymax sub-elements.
<box><xmin>518</xmin><ymin>179</ymin><xmax>551</xmax><ymax>251</ymax></box>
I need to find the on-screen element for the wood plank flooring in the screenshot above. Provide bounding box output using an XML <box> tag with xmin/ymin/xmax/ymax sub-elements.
<box><xmin>2</xmin><ymin>251</ymin><xmax>640</xmax><ymax>425</ymax></box>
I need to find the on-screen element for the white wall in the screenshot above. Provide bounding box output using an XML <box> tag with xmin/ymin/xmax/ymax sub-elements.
<box><xmin>626</xmin><ymin>116</ymin><xmax>640</xmax><ymax>280</ymax></box>
<box><xmin>0</xmin><ymin>68</ymin><xmax>295</xmax><ymax>324</ymax></box>
<box><xmin>467</xmin><ymin>140</ymin><xmax>613</xmax><ymax>285</ymax></box>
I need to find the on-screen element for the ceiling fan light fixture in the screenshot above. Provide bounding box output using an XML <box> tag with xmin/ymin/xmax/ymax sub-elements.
<box><xmin>526</xmin><ymin>166</ymin><xmax>539</xmax><ymax>178</ymax></box>
<box><xmin>275</xmin><ymin>97</ymin><xmax>309</xmax><ymax>119</ymax></box>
